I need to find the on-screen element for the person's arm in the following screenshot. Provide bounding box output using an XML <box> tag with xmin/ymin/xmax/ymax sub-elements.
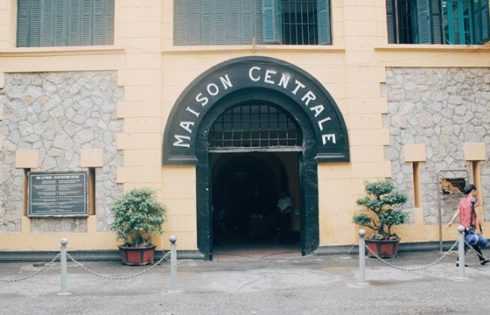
<box><xmin>447</xmin><ymin>208</ymin><xmax>460</xmax><ymax>227</ymax></box>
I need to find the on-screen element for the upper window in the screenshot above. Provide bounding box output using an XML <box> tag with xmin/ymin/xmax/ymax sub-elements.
<box><xmin>387</xmin><ymin>0</ymin><xmax>489</xmax><ymax>44</ymax></box>
<box><xmin>17</xmin><ymin>0</ymin><xmax>115</xmax><ymax>47</ymax></box>
<box><xmin>174</xmin><ymin>0</ymin><xmax>331</xmax><ymax>45</ymax></box>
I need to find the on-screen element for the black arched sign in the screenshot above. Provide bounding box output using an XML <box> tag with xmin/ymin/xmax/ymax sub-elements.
<box><xmin>163</xmin><ymin>56</ymin><xmax>349</xmax><ymax>164</ymax></box>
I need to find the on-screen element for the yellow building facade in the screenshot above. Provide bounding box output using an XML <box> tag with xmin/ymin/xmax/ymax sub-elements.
<box><xmin>0</xmin><ymin>0</ymin><xmax>489</xmax><ymax>259</ymax></box>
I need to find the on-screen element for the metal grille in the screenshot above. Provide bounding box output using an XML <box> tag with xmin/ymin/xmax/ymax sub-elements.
<box><xmin>282</xmin><ymin>0</ymin><xmax>318</xmax><ymax>45</ymax></box>
<box><xmin>208</xmin><ymin>103</ymin><xmax>302</xmax><ymax>150</ymax></box>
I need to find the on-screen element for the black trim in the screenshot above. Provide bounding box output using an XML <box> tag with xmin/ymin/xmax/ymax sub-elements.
<box><xmin>163</xmin><ymin>56</ymin><xmax>349</xmax><ymax>165</ymax></box>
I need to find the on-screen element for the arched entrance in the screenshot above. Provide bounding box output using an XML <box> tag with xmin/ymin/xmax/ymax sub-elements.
<box><xmin>163</xmin><ymin>56</ymin><xmax>349</xmax><ymax>260</ymax></box>
<box><xmin>209</xmin><ymin>102</ymin><xmax>302</xmax><ymax>250</ymax></box>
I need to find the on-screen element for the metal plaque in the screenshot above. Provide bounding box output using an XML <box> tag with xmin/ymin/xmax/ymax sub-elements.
<box><xmin>28</xmin><ymin>172</ymin><xmax>88</xmax><ymax>217</ymax></box>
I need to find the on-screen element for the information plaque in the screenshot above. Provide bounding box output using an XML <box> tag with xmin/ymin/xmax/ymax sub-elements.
<box><xmin>28</xmin><ymin>172</ymin><xmax>88</xmax><ymax>217</ymax></box>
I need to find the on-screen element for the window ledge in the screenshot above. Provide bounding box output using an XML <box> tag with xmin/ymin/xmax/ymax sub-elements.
<box><xmin>375</xmin><ymin>43</ymin><xmax>490</xmax><ymax>52</ymax></box>
<box><xmin>0</xmin><ymin>45</ymin><xmax>125</xmax><ymax>57</ymax></box>
<box><xmin>162</xmin><ymin>44</ymin><xmax>345</xmax><ymax>54</ymax></box>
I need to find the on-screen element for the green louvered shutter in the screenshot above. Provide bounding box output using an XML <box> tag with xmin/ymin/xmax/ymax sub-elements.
<box><xmin>386</xmin><ymin>0</ymin><xmax>396</xmax><ymax>43</ymax></box>
<box><xmin>173</xmin><ymin>0</ymin><xmax>188</xmax><ymax>45</ymax></box>
<box><xmin>317</xmin><ymin>0</ymin><xmax>331</xmax><ymax>44</ymax></box>
<box><xmin>263</xmin><ymin>0</ymin><xmax>282</xmax><ymax>44</ymax></box>
<box><xmin>105</xmin><ymin>0</ymin><xmax>115</xmax><ymax>45</ymax></box>
<box><xmin>431</xmin><ymin>0</ymin><xmax>442</xmax><ymax>44</ymax></box>
<box><xmin>17</xmin><ymin>0</ymin><xmax>31</xmax><ymax>47</ymax></box>
<box><xmin>213</xmin><ymin>0</ymin><xmax>226</xmax><ymax>45</ymax></box>
<box><xmin>40</xmin><ymin>0</ymin><xmax>54</xmax><ymax>46</ymax></box>
<box><xmin>241</xmin><ymin>0</ymin><xmax>255</xmax><ymax>44</ymax></box>
<box><xmin>416</xmin><ymin>0</ymin><xmax>432</xmax><ymax>43</ymax></box>
<box><xmin>93</xmin><ymin>0</ymin><xmax>105</xmax><ymax>45</ymax></box>
<box><xmin>29</xmin><ymin>0</ymin><xmax>42</xmax><ymax>46</ymax></box>
<box><xmin>188</xmin><ymin>0</ymin><xmax>200</xmax><ymax>44</ymax></box>
<box><xmin>54</xmin><ymin>0</ymin><xmax>67</xmax><ymax>46</ymax></box>
<box><xmin>69</xmin><ymin>0</ymin><xmax>82</xmax><ymax>45</ymax></box>
<box><xmin>480</xmin><ymin>0</ymin><xmax>490</xmax><ymax>43</ymax></box>
<box><xmin>80</xmin><ymin>0</ymin><xmax>93</xmax><ymax>45</ymax></box>
<box><xmin>228</xmin><ymin>0</ymin><xmax>240</xmax><ymax>43</ymax></box>
<box><xmin>201</xmin><ymin>0</ymin><xmax>213</xmax><ymax>44</ymax></box>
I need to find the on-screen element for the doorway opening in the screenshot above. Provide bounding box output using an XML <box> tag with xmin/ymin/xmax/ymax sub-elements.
<box><xmin>211</xmin><ymin>152</ymin><xmax>301</xmax><ymax>256</ymax></box>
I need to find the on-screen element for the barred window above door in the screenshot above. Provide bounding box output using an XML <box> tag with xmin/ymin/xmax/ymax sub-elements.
<box><xmin>386</xmin><ymin>0</ymin><xmax>489</xmax><ymax>44</ymax></box>
<box><xmin>17</xmin><ymin>0</ymin><xmax>115</xmax><ymax>47</ymax></box>
<box><xmin>174</xmin><ymin>0</ymin><xmax>331</xmax><ymax>45</ymax></box>
<box><xmin>208</xmin><ymin>103</ymin><xmax>302</xmax><ymax>150</ymax></box>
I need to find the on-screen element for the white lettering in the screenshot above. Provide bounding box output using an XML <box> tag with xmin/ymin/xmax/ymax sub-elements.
<box><xmin>322</xmin><ymin>134</ymin><xmax>336</xmax><ymax>144</ymax></box>
<box><xmin>318</xmin><ymin>117</ymin><xmax>331</xmax><ymax>131</ymax></box>
<box><xmin>278</xmin><ymin>72</ymin><xmax>291</xmax><ymax>89</ymax></box>
<box><xmin>301</xmin><ymin>91</ymin><xmax>316</xmax><ymax>106</ymax></box>
<box><xmin>219</xmin><ymin>74</ymin><xmax>233</xmax><ymax>90</ymax></box>
<box><xmin>185</xmin><ymin>106</ymin><xmax>200</xmax><ymax>117</ymax></box>
<box><xmin>196</xmin><ymin>93</ymin><xmax>208</xmax><ymax>107</ymax></box>
<box><xmin>179</xmin><ymin>121</ymin><xmax>194</xmax><ymax>134</ymax></box>
<box><xmin>173</xmin><ymin>135</ymin><xmax>191</xmax><ymax>148</ymax></box>
<box><xmin>309</xmin><ymin>104</ymin><xmax>324</xmax><ymax>117</ymax></box>
<box><xmin>249</xmin><ymin>66</ymin><xmax>261</xmax><ymax>82</ymax></box>
<box><xmin>264</xmin><ymin>69</ymin><xmax>277</xmax><ymax>84</ymax></box>
<box><xmin>207</xmin><ymin>83</ymin><xmax>219</xmax><ymax>96</ymax></box>
<box><xmin>291</xmin><ymin>80</ymin><xmax>306</xmax><ymax>95</ymax></box>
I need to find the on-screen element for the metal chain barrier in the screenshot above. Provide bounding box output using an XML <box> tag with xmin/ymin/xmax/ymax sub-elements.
<box><xmin>364</xmin><ymin>240</ymin><xmax>459</xmax><ymax>272</ymax></box>
<box><xmin>0</xmin><ymin>253</ymin><xmax>60</xmax><ymax>283</ymax></box>
<box><xmin>464</xmin><ymin>240</ymin><xmax>490</xmax><ymax>261</ymax></box>
<box><xmin>66</xmin><ymin>251</ymin><xmax>171</xmax><ymax>280</ymax></box>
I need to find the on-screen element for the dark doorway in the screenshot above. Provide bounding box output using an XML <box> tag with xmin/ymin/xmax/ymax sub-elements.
<box><xmin>211</xmin><ymin>152</ymin><xmax>301</xmax><ymax>251</ymax></box>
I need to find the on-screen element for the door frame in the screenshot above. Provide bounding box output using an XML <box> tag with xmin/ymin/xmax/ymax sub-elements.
<box><xmin>195</xmin><ymin>89</ymin><xmax>319</xmax><ymax>259</ymax></box>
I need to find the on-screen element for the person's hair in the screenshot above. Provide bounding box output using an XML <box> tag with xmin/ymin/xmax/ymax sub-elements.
<box><xmin>463</xmin><ymin>184</ymin><xmax>476</xmax><ymax>195</ymax></box>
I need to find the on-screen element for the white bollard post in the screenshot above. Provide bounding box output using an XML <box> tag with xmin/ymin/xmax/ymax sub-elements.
<box><xmin>358</xmin><ymin>229</ymin><xmax>368</xmax><ymax>285</ymax></box>
<box><xmin>457</xmin><ymin>225</ymin><xmax>466</xmax><ymax>280</ymax></box>
<box><xmin>168</xmin><ymin>235</ymin><xmax>180</xmax><ymax>293</ymax></box>
<box><xmin>58</xmin><ymin>238</ymin><xmax>71</xmax><ymax>296</ymax></box>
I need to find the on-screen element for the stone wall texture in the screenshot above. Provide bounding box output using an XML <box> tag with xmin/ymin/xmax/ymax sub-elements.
<box><xmin>382</xmin><ymin>68</ymin><xmax>490</xmax><ymax>224</ymax></box>
<box><xmin>0</xmin><ymin>71</ymin><xmax>123</xmax><ymax>232</ymax></box>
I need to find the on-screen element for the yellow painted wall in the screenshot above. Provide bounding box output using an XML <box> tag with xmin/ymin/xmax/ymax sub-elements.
<box><xmin>0</xmin><ymin>0</ymin><xmax>489</xmax><ymax>252</ymax></box>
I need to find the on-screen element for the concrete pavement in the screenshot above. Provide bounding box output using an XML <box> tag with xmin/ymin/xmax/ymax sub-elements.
<box><xmin>1</xmin><ymin>249</ymin><xmax>490</xmax><ymax>314</ymax></box>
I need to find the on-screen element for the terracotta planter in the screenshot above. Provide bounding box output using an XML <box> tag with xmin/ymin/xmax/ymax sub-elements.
<box><xmin>118</xmin><ymin>245</ymin><xmax>156</xmax><ymax>266</ymax></box>
<box><xmin>365</xmin><ymin>239</ymin><xmax>399</xmax><ymax>258</ymax></box>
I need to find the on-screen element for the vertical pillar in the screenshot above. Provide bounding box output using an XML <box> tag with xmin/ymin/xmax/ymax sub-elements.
<box><xmin>58</xmin><ymin>238</ymin><xmax>71</xmax><ymax>296</ymax></box>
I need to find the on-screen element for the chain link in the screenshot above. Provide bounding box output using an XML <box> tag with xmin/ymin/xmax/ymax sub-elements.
<box><xmin>67</xmin><ymin>251</ymin><xmax>171</xmax><ymax>280</ymax></box>
<box><xmin>0</xmin><ymin>253</ymin><xmax>60</xmax><ymax>283</ymax></box>
<box><xmin>364</xmin><ymin>240</ymin><xmax>459</xmax><ymax>272</ymax></box>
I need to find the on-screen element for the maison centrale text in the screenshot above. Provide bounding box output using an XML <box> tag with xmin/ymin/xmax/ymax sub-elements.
<box><xmin>172</xmin><ymin>66</ymin><xmax>337</xmax><ymax>148</ymax></box>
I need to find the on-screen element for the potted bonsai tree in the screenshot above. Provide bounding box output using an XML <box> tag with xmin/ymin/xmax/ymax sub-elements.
<box><xmin>111</xmin><ymin>188</ymin><xmax>167</xmax><ymax>265</ymax></box>
<box><xmin>353</xmin><ymin>180</ymin><xmax>407</xmax><ymax>258</ymax></box>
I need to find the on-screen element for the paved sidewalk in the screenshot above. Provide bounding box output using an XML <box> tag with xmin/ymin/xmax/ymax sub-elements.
<box><xmin>1</xmin><ymin>249</ymin><xmax>490</xmax><ymax>315</ymax></box>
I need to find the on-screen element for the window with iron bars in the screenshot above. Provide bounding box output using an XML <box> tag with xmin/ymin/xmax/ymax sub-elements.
<box><xmin>174</xmin><ymin>0</ymin><xmax>331</xmax><ymax>45</ymax></box>
<box><xmin>386</xmin><ymin>0</ymin><xmax>489</xmax><ymax>44</ymax></box>
<box><xmin>208</xmin><ymin>103</ymin><xmax>302</xmax><ymax>151</ymax></box>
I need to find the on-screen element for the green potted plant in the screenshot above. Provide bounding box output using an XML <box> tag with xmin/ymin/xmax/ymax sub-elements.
<box><xmin>353</xmin><ymin>180</ymin><xmax>407</xmax><ymax>258</ymax></box>
<box><xmin>111</xmin><ymin>188</ymin><xmax>167</xmax><ymax>265</ymax></box>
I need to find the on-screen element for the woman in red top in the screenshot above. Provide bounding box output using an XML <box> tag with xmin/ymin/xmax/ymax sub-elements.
<box><xmin>448</xmin><ymin>184</ymin><xmax>489</xmax><ymax>266</ymax></box>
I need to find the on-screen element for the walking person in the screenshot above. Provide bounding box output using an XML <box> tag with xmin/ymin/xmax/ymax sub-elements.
<box><xmin>448</xmin><ymin>184</ymin><xmax>489</xmax><ymax>266</ymax></box>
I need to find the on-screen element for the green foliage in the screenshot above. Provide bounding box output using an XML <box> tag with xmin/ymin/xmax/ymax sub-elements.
<box><xmin>353</xmin><ymin>180</ymin><xmax>407</xmax><ymax>240</ymax></box>
<box><xmin>111</xmin><ymin>188</ymin><xmax>167</xmax><ymax>247</ymax></box>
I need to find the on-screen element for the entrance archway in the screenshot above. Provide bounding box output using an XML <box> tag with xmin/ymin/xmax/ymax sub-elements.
<box><xmin>163</xmin><ymin>56</ymin><xmax>350</xmax><ymax>260</ymax></box>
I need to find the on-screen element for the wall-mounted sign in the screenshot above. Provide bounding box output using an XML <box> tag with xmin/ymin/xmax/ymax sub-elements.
<box><xmin>28</xmin><ymin>172</ymin><xmax>88</xmax><ymax>217</ymax></box>
<box><xmin>163</xmin><ymin>56</ymin><xmax>350</xmax><ymax>164</ymax></box>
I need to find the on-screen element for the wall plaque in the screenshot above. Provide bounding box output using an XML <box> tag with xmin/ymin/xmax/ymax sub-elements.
<box><xmin>28</xmin><ymin>172</ymin><xmax>88</xmax><ymax>217</ymax></box>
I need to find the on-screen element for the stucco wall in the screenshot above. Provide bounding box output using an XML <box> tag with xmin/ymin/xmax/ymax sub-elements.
<box><xmin>383</xmin><ymin>67</ymin><xmax>490</xmax><ymax>223</ymax></box>
<box><xmin>0</xmin><ymin>71</ymin><xmax>123</xmax><ymax>232</ymax></box>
